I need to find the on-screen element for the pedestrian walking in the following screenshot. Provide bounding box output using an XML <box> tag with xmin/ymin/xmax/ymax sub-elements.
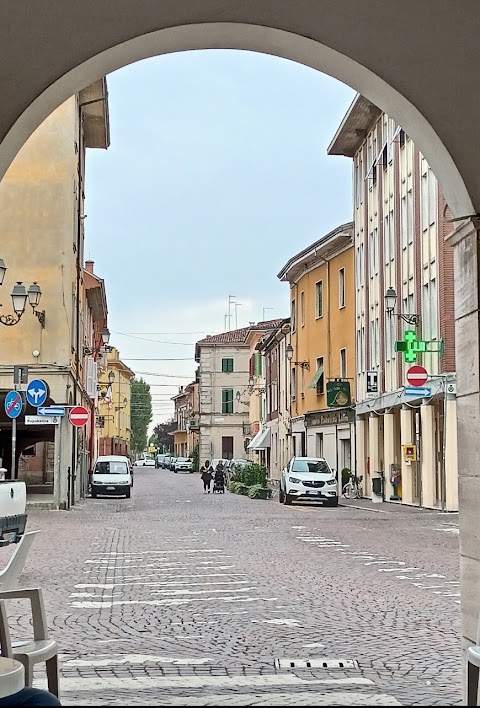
<box><xmin>200</xmin><ymin>460</ymin><xmax>214</xmax><ymax>493</ymax></box>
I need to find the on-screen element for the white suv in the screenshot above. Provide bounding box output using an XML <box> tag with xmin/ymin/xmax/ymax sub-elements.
<box><xmin>174</xmin><ymin>457</ymin><xmax>193</xmax><ymax>473</ymax></box>
<box><xmin>279</xmin><ymin>457</ymin><xmax>338</xmax><ymax>507</ymax></box>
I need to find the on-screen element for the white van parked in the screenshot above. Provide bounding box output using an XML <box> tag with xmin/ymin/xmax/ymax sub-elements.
<box><xmin>92</xmin><ymin>455</ymin><xmax>132</xmax><ymax>499</ymax></box>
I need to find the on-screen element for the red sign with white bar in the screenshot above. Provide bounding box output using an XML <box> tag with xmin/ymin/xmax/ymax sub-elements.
<box><xmin>406</xmin><ymin>365</ymin><xmax>428</xmax><ymax>387</ymax></box>
<box><xmin>69</xmin><ymin>405</ymin><xmax>89</xmax><ymax>427</ymax></box>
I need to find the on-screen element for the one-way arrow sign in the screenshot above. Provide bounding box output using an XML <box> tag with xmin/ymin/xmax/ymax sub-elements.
<box><xmin>37</xmin><ymin>406</ymin><xmax>65</xmax><ymax>417</ymax></box>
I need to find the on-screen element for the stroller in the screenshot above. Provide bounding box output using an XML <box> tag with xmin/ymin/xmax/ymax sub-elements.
<box><xmin>212</xmin><ymin>468</ymin><xmax>225</xmax><ymax>494</ymax></box>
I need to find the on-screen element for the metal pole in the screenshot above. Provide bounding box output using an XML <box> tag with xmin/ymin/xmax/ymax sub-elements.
<box><xmin>11</xmin><ymin>418</ymin><xmax>16</xmax><ymax>480</ymax></box>
<box><xmin>441</xmin><ymin>376</ymin><xmax>447</xmax><ymax>512</ymax></box>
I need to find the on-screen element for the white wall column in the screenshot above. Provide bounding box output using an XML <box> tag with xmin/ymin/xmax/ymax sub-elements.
<box><xmin>368</xmin><ymin>413</ymin><xmax>380</xmax><ymax>499</ymax></box>
<box><xmin>448</xmin><ymin>219</ymin><xmax>480</xmax><ymax>657</ymax></box>
<box><xmin>445</xmin><ymin>396</ymin><xmax>458</xmax><ymax>511</ymax></box>
<box><xmin>383</xmin><ymin>411</ymin><xmax>396</xmax><ymax>500</ymax></box>
<box><xmin>400</xmin><ymin>405</ymin><xmax>414</xmax><ymax>504</ymax></box>
<box><xmin>420</xmin><ymin>402</ymin><xmax>436</xmax><ymax>508</ymax></box>
<box><xmin>355</xmin><ymin>416</ymin><xmax>367</xmax><ymax>495</ymax></box>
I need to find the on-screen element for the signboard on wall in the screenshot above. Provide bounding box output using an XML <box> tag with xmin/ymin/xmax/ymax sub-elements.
<box><xmin>366</xmin><ymin>371</ymin><xmax>378</xmax><ymax>395</ymax></box>
<box><xmin>326</xmin><ymin>381</ymin><xmax>351</xmax><ymax>408</ymax></box>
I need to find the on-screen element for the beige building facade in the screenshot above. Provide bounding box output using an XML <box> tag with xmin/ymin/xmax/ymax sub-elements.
<box><xmin>329</xmin><ymin>96</ymin><xmax>457</xmax><ymax>510</ymax></box>
<box><xmin>0</xmin><ymin>80</ymin><xmax>109</xmax><ymax>507</ymax></box>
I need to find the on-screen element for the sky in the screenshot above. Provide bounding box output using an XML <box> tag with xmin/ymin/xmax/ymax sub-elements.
<box><xmin>84</xmin><ymin>50</ymin><xmax>354</xmax><ymax>428</ymax></box>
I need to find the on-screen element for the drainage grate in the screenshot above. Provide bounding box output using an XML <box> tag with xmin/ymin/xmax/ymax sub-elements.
<box><xmin>276</xmin><ymin>658</ymin><xmax>358</xmax><ymax>670</ymax></box>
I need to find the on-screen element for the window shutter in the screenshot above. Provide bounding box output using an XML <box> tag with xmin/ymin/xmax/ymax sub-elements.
<box><xmin>254</xmin><ymin>352</ymin><xmax>261</xmax><ymax>377</ymax></box>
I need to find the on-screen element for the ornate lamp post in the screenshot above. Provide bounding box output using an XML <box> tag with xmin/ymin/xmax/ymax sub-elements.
<box><xmin>0</xmin><ymin>259</ymin><xmax>45</xmax><ymax>327</ymax></box>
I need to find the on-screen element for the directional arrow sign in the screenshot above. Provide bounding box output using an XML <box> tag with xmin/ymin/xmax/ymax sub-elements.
<box><xmin>4</xmin><ymin>390</ymin><xmax>23</xmax><ymax>419</ymax></box>
<box><xmin>26</xmin><ymin>379</ymin><xmax>48</xmax><ymax>408</ymax></box>
<box><xmin>404</xmin><ymin>386</ymin><xmax>431</xmax><ymax>397</ymax></box>
<box><xmin>38</xmin><ymin>406</ymin><xmax>65</xmax><ymax>417</ymax></box>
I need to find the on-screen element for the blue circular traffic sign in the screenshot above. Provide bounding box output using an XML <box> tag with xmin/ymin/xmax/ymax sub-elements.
<box><xmin>5</xmin><ymin>390</ymin><xmax>23</xmax><ymax>419</ymax></box>
<box><xmin>26</xmin><ymin>379</ymin><xmax>48</xmax><ymax>408</ymax></box>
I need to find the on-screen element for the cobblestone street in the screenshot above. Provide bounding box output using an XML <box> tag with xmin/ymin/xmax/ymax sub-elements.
<box><xmin>10</xmin><ymin>469</ymin><xmax>462</xmax><ymax>706</ymax></box>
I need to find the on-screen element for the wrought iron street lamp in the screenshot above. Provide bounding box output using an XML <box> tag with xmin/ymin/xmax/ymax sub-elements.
<box><xmin>83</xmin><ymin>326</ymin><xmax>112</xmax><ymax>356</ymax></box>
<box><xmin>384</xmin><ymin>287</ymin><xmax>419</xmax><ymax>326</ymax></box>
<box><xmin>285</xmin><ymin>343</ymin><xmax>310</xmax><ymax>369</ymax></box>
<box><xmin>0</xmin><ymin>259</ymin><xmax>45</xmax><ymax>327</ymax></box>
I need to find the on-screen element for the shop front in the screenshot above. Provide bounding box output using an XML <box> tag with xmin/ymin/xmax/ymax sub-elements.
<box><xmin>305</xmin><ymin>408</ymin><xmax>355</xmax><ymax>479</ymax></box>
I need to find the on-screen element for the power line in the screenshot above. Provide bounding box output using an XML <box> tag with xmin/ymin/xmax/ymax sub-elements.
<box><xmin>125</xmin><ymin>358</ymin><xmax>193</xmax><ymax>362</ymax></box>
<box><xmin>113</xmin><ymin>331</ymin><xmax>195</xmax><ymax>345</ymax></box>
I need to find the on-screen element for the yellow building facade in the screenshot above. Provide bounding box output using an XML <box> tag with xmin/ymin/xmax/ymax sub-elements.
<box><xmin>98</xmin><ymin>348</ymin><xmax>134</xmax><ymax>457</ymax></box>
<box><xmin>278</xmin><ymin>223</ymin><xmax>355</xmax><ymax>475</ymax></box>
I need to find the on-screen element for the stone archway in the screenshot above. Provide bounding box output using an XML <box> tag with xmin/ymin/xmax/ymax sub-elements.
<box><xmin>1</xmin><ymin>0</ymin><xmax>480</xmax><ymax>686</ymax></box>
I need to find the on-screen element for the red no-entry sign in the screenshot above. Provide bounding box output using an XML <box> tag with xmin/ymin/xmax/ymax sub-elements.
<box><xmin>69</xmin><ymin>406</ymin><xmax>89</xmax><ymax>427</ymax></box>
<box><xmin>406</xmin><ymin>365</ymin><xmax>428</xmax><ymax>387</ymax></box>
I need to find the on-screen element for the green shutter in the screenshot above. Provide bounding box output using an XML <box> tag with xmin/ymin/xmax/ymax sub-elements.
<box><xmin>222</xmin><ymin>358</ymin><xmax>234</xmax><ymax>372</ymax></box>
<box><xmin>222</xmin><ymin>388</ymin><xmax>234</xmax><ymax>413</ymax></box>
<box><xmin>308</xmin><ymin>365</ymin><xmax>324</xmax><ymax>389</ymax></box>
<box><xmin>254</xmin><ymin>352</ymin><xmax>262</xmax><ymax>377</ymax></box>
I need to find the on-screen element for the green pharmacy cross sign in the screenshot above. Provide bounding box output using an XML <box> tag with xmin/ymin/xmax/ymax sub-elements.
<box><xmin>394</xmin><ymin>330</ymin><xmax>444</xmax><ymax>363</ymax></box>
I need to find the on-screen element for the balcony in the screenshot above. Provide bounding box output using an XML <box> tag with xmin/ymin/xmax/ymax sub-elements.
<box><xmin>187</xmin><ymin>416</ymin><xmax>200</xmax><ymax>431</ymax></box>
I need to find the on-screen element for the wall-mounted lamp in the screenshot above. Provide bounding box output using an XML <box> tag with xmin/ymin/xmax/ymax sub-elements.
<box><xmin>84</xmin><ymin>326</ymin><xmax>113</xmax><ymax>356</ymax></box>
<box><xmin>384</xmin><ymin>287</ymin><xmax>419</xmax><ymax>326</ymax></box>
<box><xmin>285</xmin><ymin>343</ymin><xmax>310</xmax><ymax>369</ymax></box>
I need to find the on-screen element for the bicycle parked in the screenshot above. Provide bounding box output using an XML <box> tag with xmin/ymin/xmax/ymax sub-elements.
<box><xmin>342</xmin><ymin>474</ymin><xmax>363</xmax><ymax>499</ymax></box>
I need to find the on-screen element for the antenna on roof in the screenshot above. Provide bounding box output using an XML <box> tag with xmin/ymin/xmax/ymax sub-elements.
<box><xmin>262</xmin><ymin>307</ymin><xmax>274</xmax><ymax>320</ymax></box>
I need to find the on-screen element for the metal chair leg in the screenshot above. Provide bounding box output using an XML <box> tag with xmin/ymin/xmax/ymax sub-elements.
<box><xmin>468</xmin><ymin>661</ymin><xmax>480</xmax><ymax>706</ymax></box>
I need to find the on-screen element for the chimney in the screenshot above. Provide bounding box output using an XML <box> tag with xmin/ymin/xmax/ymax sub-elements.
<box><xmin>85</xmin><ymin>260</ymin><xmax>94</xmax><ymax>274</ymax></box>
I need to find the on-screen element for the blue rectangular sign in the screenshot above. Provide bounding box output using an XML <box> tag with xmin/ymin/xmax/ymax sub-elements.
<box><xmin>37</xmin><ymin>406</ymin><xmax>65</xmax><ymax>417</ymax></box>
<box><xmin>404</xmin><ymin>387</ymin><xmax>431</xmax><ymax>397</ymax></box>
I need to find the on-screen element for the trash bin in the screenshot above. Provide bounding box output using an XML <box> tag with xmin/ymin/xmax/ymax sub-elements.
<box><xmin>372</xmin><ymin>477</ymin><xmax>383</xmax><ymax>497</ymax></box>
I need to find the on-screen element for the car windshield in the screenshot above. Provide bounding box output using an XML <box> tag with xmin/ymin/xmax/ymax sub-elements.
<box><xmin>291</xmin><ymin>459</ymin><xmax>331</xmax><ymax>474</ymax></box>
<box><xmin>95</xmin><ymin>461</ymin><xmax>128</xmax><ymax>475</ymax></box>
<box><xmin>177</xmin><ymin>458</ymin><xmax>191</xmax><ymax>463</ymax></box>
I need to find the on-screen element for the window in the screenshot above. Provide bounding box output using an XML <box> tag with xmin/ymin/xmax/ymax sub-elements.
<box><xmin>316</xmin><ymin>356</ymin><xmax>324</xmax><ymax>395</ymax></box>
<box><xmin>221</xmin><ymin>388</ymin><xmax>234</xmax><ymax>414</ymax></box>
<box><xmin>339</xmin><ymin>268</ymin><xmax>345</xmax><ymax>308</ymax></box>
<box><xmin>222</xmin><ymin>436</ymin><xmax>234</xmax><ymax>460</ymax></box>
<box><xmin>315</xmin><ymin>281</ymin><xmax>323</xmax><ymax>318</ymax></box>
<box><xmin>340</xmin><ymin>348</ymin><xmax>347</xmax><ymax>379</ymax></box>
<box><xmin>399</xmin><ymin>129</ymin><xmax>406</xmax><ymax>149</ymax></box>
<box><xmin>221</xmin><ymin>358</ymin><xmax>234</xmax><ymax>373</ymax></box>
<box><xmin>421</xmin><ymin>172</ymin><xmax>429</xmax><ymax>232</ymax></box>
<box><xmin>291</xmin><ymin>298</ymin><xmax>296</xmax><ymax>332</ymax></box>
<box><xmin>316</xmin><ymin>433</ymin><xmax>324</xmax><ymax>458</ymax></box>
<box><xmin>300</xmin><ymin>290</ymin><xmax>305</xmax><ymax>327</ymax></box>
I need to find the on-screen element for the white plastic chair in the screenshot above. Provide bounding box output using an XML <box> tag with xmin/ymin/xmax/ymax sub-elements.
<box><xmin>0</xmin><ymin>531</ymin><xmax>39</xmax><ymax>592</ymax></box>
<box><xmin>467</xmin><ymin>624</ymin><xmax>480</xmax><ymax>706</ymax></box>
<box><xmin>0</xmin><ymin>531</ymin><xmax>59</xmax><ymax>696</ymax></box>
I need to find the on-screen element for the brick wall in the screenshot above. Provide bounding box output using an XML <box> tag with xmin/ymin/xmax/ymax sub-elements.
<box><xmin>438</xmin><ymin>193</ymin><xmax>456</xmax><ymax>372</ymax></box>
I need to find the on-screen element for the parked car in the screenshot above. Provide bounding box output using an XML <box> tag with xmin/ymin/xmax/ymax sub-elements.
<box><xmin>162</xmin><ymin>455</ymin><xmax>172</xmax><ymax>469</ymax></box>
<box><xmin>224</xmin><ymin>458</ymin><xmax>250</xmax><ymax>482</ymax></box>
<box><xmin>155</xmin><ymin>454</ymin><xmax>166</xmax><ymax>469</ymax></box>
<box><xmin>174</xmin><ymin>457</ymin><xmax>193</xmax><ymax>473</ymax></box>
<box><xmin>279</xmin><ymin>457</ymin><xmax>338</xmax><ymax>507</ymax></box>
<box><xmin>92</xmin><ymin>455</ymin><xmax>132</xmax><ymax>499</ymax></box>
<box><xmin>135</xmin><ymin>455</ymin><xmax>155</xmax><ymax>467</ymax></box>
<box><xmin>168</xmin><ymin>457</ymin><xmax>178</xmax><ymax>471</ymax></box>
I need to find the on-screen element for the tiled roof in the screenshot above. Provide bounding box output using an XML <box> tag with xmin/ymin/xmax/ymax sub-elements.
<box><xmin>196</xmin><ymin>327</ymin><xmax>250</xmax><ymax>346</ymax></box>
<box><xmin>196</xmin><ymin>319</ymin><xmax>287</xmax><ymax>348</ymax></box>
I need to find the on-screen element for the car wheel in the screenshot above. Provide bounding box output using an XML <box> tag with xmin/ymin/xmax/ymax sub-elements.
<box><xmin>279</xmin><ymin>486</ymin><xmax>285</xmax><ymax>503</ymax></box>
<box><xmin>126</xmin><ymin>488</ymin><xmax>131</xmax><ymax>499</ymax></box>
<box><xmin>284</xmin><ymin>492</ymin><xmax>292</xmax><ymax>505</ymax></box>
<box><xmin>174</xmin><ymin>469</ymin><xmax>177</xmax><ymax>474</ymax></box>
<box><xmin>325</xmin><ymin>497</ymin><xmax>338</xmax><ymax>507</ymax></box>
<box><xmin>91</xmin><ymin>490</ymin><xmax>97</xmax><ymax>499</ymax></box>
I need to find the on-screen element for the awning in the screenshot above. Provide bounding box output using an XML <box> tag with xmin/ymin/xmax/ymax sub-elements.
<box><xmin>308</xmin><ymin>365</ymin><xmax>324</xmax><ymax>389</ymax></box>
<box><xmin>247</xmin><ymin>427</ymin><xmax>271</xmax><ymax>450</ymax></box>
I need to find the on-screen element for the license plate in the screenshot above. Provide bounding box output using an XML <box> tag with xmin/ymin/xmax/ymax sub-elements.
<box><xmin>106</xmin><ymin>486</ymin><xmax>115</xmax><ymax>490</ymax></box>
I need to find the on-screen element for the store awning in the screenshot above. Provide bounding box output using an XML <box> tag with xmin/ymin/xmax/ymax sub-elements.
<box><xmin>308</xmin><ymin>365</ymin><xmax>324</xmax><ymax>389</ymax></box>
<box><xmin>247</xmin><ymin>427</ymin><xmax>271</xmax><ymax>450</ymax></box>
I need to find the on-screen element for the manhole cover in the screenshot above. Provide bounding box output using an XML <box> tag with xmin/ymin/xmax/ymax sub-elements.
<box><xmin>276</xmin><ymin>658</ymin><xmax>358</xmax><ymax>670</ymax></box>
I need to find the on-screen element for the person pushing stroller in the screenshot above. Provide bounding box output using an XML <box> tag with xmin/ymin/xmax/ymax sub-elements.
<box><xmin>213</xmin><ymin>461</ymin><xmax>226</xmax><ymax>494</ymax></box>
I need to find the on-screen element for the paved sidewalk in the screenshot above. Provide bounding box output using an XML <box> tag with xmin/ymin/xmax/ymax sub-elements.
<box><xmin>9</xmin><ymin>469</ymin><xmax>462</xmax><ymax>706</ymax></box>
